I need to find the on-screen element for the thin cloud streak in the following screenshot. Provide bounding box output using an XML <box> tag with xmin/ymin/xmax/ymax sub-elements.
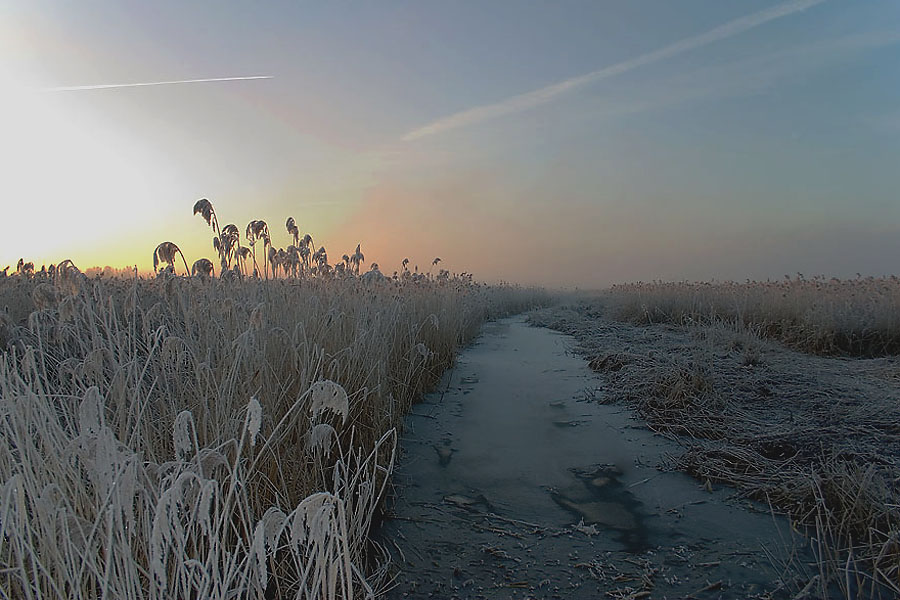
<box><xmin>402</xmin><ymin>0</ymin><xmax>826</xmax><ymax>141</ymax></box>
<box><xmin>561</xmin><ymin>30</ymin><xmax>900</xmax><ymax>128</ymax></box>
<box><xmin>41</xmin><ymin>75</ymin><xmax>273</xmax><ymax>93</ymax></box>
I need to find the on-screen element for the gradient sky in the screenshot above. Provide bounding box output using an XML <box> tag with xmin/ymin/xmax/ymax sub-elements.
<box><xmin>1</xmin><ymin>1</ymin><xmax>898</xmax><ymax>287</ymax></box>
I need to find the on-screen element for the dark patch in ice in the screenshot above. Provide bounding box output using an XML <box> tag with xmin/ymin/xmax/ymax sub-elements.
<box><xmin>552</xmin><ymin>419</ymin><xmax>588</xmax><ymax>427</ymax></box>
<box><xmin>548</xmin><ymin>463</ymin><xmax>651</xmax><ymax>553</ymax></box>
<box><xmin>433</xmin><ymin>439</ymin><xmax>455</xmax><ymax>466</ymax></box>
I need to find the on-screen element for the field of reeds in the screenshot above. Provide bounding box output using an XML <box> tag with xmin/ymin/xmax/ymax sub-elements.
<box><xmin>605</xmin><ymin>276</ymin><xmax>900</xmax><ymax>356</ymax></box>
<box><xmin>0</xmin><ymin>200</ymin><xmax>548</xmax><ymax>599</ymax></box>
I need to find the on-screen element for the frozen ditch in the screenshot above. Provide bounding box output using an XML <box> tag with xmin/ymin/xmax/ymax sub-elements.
<box><xmin>377</xmin><ymin>315</ymin><xmax>812</xmax><ymax>598</ymax></box>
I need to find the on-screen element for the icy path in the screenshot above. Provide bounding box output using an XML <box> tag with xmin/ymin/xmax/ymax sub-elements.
<box><xmin>378</xmin><ymin>316</ymin><xmax>807</xmax><ymax>599</ymax></box>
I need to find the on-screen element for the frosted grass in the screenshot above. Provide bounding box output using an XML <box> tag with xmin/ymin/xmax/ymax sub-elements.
<box><xmin>0</xmin><ymin>268</ymin><xmax>547</xmax><ymax>599</ymax></box>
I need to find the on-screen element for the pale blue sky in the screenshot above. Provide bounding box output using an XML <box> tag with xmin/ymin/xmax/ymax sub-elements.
<box><xmin>1</xmin><ymin>1</ymin><xmax>898</xmax><ymax>285</ymax></box>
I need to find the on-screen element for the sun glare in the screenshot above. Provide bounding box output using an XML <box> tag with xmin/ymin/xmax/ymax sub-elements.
<box><xmin>0</xmin><ymin>70</ymin><xmax>175</xmax><ymax>269</ymax></box>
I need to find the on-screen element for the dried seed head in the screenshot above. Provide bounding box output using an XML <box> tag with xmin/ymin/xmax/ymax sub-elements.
<box><xmin>79</xmin><ymin>386</ymin><xmax>105</xmax><ymax>437</ymax></box>
<box><xmin>192</xmin><ymin>198</ymin><xmax>215</xmax><ymax>226</ymax></box>
<box><xmin>32</xmin><ymin>283</ymin><xmax>60</xmax><ymax>310</ymax></box>
<box><xmin>173</xmin><ymin>410</ymin><xmax>195</xmax><ymax>461</ymax></box>
<box><xmin>247</xmin><ymin>397</ymin><xmax>262</xmax><ymax>446</ymax></box>
<box><xmin>308</xmin><ymin>380</ymin><xmax>349</xmax><ymax>425</ymax></box>
<box><xmin>306</xmin><ymin>423</ymin><xmax>337</xmax><ymax>457</ymax></box>
<box><xmin>286</xmin><ymin>216</ymin><xmax>299</xmax><ymax>237</ymax></box>
<box><xmin>290</xmin><ymin>492</ymin><xmax>335</xmax><ymax>546</ymax></box>
<box><xmin>261</xmin><ymin>506</ymin><xmax>287</xmax><ymax>552</ymax></box>
<box><xmin>191</xmin><ymin>258</ymin><xmax>214</xmax><ymax>278</ymax></box>
<box><xmin>197</xmin><ymin>480</ymin><xmax>218</xmax><ymax>536</ymax></box>
<box><xmin>252</xmin><ymin>521</ymin><xmax>268</xmax><ymax>586</ymax></box>
<box><xmin>197</xmin><ymin>449</ymin><xmax>229</xmax><ymax>474</ymax></box>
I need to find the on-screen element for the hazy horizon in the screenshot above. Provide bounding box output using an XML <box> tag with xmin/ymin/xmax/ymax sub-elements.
<box><xmin>2</xmin><ymin>1</ymin><xmax>899</xmax><ymax>287</ymax></box>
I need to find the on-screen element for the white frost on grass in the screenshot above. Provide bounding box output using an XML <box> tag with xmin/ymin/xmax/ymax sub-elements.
<box><xmin>309</xmin><ymin>380</ymin><xmax>349</xmax><ymax>425</ymax></box>
<box><xmin>247</xmin><ymin>396</ymin><xmax>262</xmax><ymax>446</ymax></box>
<box><xmin>0</xmin><ymin>266</ymin><xmax>547</xmax><ymax>599</ymax></box>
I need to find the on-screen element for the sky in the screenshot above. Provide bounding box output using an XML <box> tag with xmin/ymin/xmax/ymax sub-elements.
<box><xmin>1</xmin><ymin>0</ymin><xmax>899</xmax><ymax>287</ymax></box>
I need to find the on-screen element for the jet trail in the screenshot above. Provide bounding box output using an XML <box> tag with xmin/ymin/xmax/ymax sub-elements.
<box><xmin>42</xmin><ymin>75</ymin><xmax>273</xmax><ymax>92</ymax></box>
<box><xmin>402</xmin><ymin>0</ymin><xmax>826</xmax><ymax>141</ymax></box>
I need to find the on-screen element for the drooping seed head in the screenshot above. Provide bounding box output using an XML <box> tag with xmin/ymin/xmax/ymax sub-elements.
<box><xmin>191</xmin><ymin>258</ymin><xmax>214</xmax><ymax>278</ymax></box>
<box><xmin>192</xmin><ymin>198</ymin><xmax>215</xmax><ymax>226</ymax></box>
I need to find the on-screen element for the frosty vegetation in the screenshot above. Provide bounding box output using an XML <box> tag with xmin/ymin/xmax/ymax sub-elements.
<box><xmin>0</xmin><ymin>200</ymin><xmax>548</xmax><ymax>599</ymax></box>
<box><xmin>605</xmin><ymin>276</ymin><xmax>900</xmax><ymax>357</ymax></box>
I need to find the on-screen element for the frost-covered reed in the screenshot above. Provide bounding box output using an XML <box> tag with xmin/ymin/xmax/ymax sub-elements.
<box><xmin>0</xmin><ymin>263</ymin><xmax>548</xmax><ymax>598</ymax></box>
<box><xmin>605</xmin><ymin>276</ymin><xmax>900</xmax><ymax>356</ymax></box>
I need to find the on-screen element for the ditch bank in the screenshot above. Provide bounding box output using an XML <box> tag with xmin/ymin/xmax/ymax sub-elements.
<box><xmin>530</xmin><ymin>302</ymin><xmax>900</xmax><ymax>599</ymax></box>
<box><xmin>377</xmin><ymin>316</ymin><xmax>812</xmax><ymax>598</ymax></box>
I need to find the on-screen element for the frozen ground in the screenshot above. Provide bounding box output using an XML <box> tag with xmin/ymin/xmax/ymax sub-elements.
<box><xmin>377</xmin><ymin>316</ymin><xmax>813</xmax><ymax>599</ymax></box>
<box><xmin>530</xmin><ymin>303</ymin><xmax>900</xmax><ymax>599</ymax></box>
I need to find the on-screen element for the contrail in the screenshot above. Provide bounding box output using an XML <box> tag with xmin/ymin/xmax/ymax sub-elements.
<box><xmin>402</xmin><ymin>0</ymin><xmax>826</xmax><ymax>141</ymax></box>
<box><xmin>41</xmin><ymin>75</ymin><xmax>273</xmax><ymax>92</ymax></box>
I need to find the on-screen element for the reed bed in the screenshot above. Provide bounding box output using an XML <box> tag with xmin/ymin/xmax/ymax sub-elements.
<box><xmin>0</xmin><ymin>251</ymin><xmax>547</xmax><ymax>598</ymax></box>
<box><xmin>605</xmin><ymin>276</ymin><xmax>900</xmax><ymax>356</ymax></box>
